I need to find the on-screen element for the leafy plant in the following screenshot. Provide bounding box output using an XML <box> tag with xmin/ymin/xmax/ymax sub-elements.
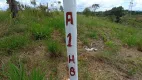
<box><xmin>30</xmin><ymin>23</ymin><xmax>52</xmax><ymax>40</ymax></box>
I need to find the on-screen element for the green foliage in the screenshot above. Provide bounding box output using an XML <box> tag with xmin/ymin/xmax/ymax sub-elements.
<box><xmin>128</xmin><ymin>67</ymin><xmax>137</xmax><ymax>76</ymax></box>
<box><xmin>7</xmin><ymin>63</ymin><xmax>28</xmax><ymax>80</ymax></box>
<box><xmin>30</xmin><ymin>23</ymin><xmax>52</xmax><ymax>40</ymax></box>
<box><xmin>87</xmin><ymin>31</ymin><xmax>98</xmax><ymax>39</ymax></box>
<box><xmin>83</xmin><ymin>8</ymin><xmax>92</xmax><ymax>17</ymax></box>
<box><xmin>7</xmin><ymin>63</ymin><xmax>45</xmax><ymax>80</ymax></box>
<box><xmin>123</xmin><ymin>35</ymin><xmax>138</xmax><ymax>47</ymax></box>
<box><xmin>0</xmin><ymin>35</ymin><xmax>29</xmax><ymax>55</ymax></box>
<box><xmin>105</xmin><ymin>6</ymin><xmax>125</xmax><ymax>23</ymax></box>
<box><xmin>105</xmin><ymin>41</ymin><xmax>119</xmax><ymax>52</ymax></box>
<box><xmin>0</xmin><ymin>11</ymin><xmax>9</xmax><ymax>22</ymax></box>
<box><xmin>121</xmin><ymin>15</ymin><xmax>142</xmax><ymax>28</ymax></box>
<box><xmin>29</xmin><ymin>69</ymin><xmax>45</xmax><ymax>80</ymax></box>
<box><xmin>46</xmin><ymin>40</ymin><xmax>63</xmax><ymax>57</ymax></box>
<box><xmin>38</xmin><ymin>4</ymin><xmax>48</xmax><ymax>15</ymax></box>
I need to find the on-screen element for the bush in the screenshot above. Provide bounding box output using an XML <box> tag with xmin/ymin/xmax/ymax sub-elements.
<box><xmin>47</xmin><ymin>40</ymin><xmax>63</xmax><ymax>57</ymax></box>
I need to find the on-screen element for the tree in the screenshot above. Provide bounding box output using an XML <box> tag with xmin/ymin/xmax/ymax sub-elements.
<box><xmin>6</xmin><ymin>0</ymin><xmax>18</xmax><ymax>18</ymax></box>
<box><xmin>60</xmin><ymin>6</ymin><xmax>63</xmax><ymax>12</ymax></box>
<box><xmin>83</xmin><ymin>7</ymin><xmax>91</xmax><ymax>17</ymax></box>
<box><xmin>58</xmin><ymin>1</ymin><xmax>61</xmax><ymax>4</ymax></box>
<box><xmin>110</xmin><ymin>6</ymin><xmax>125</xmax><ymax>23</ymax></box>
<box><xmin>92</xmin><ymin>4</ymin><xmax>100</xmax><ymax>13</ymax></box>
<box><xmin>105</xmin><ymin>6</ymin><xmax>125</xmax><ymax>23</ymax></box>
<box><xmin>39</xmin><ymin>3</ymin><xmax>47</xmax><ymax>13</ymax></box>
<box><xmin>31</xmin><ymin>0</ymin><xmax>36</xmax><ymax>8</ymax></box>
<box><xmin>57</xmin><ymin>1</ymin><xmax>63</xmax><ymax>11</ymax></box>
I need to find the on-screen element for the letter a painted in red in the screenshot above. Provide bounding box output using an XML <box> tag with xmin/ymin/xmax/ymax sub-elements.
<box><xmin>66</xmin><ymin>12</ymin><xmax>73</xmax><ymax>25</ymax></box>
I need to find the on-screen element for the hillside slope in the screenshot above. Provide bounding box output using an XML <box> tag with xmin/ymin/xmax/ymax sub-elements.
<box><xmin>0</xmin><ymin>10</ymin><xmax>142</xmax><ymax>80</ymax></box>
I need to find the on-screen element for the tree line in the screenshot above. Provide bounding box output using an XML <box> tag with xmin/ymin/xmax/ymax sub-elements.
<box><xmin>82</xmin><ymin>4</ymin><xmax>142</xmax><ymax>23</ymax></box>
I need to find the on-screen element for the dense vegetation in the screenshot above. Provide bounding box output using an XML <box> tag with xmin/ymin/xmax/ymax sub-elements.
<box><xmin>0</xmin><ymin>7</ymin><xmax>142</xmax><ymax>80</ymax></box>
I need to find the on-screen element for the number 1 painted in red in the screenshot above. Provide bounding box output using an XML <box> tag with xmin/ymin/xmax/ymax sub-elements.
<box><xmin>67</xmin><ymin>33</ymin><xmax>72</xmax><ymax>47</ymax></box>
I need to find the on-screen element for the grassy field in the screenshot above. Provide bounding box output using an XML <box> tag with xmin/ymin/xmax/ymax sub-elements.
<box><xmin>0</xmin><ymin>10</ymin><xmax>142</xmax><ymax>80</ymax></box>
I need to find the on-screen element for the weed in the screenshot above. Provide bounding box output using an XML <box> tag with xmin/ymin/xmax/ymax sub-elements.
<box><xmin>30</xmin><ymin>23</ymin><xmax>52</xmax><ymax>40</ymax></box>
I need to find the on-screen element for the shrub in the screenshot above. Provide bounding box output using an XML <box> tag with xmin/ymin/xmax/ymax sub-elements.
<box><xmin>47</xmin><ymin>40</ymin><xmax>63</xmax><ymax>57</ymax></box>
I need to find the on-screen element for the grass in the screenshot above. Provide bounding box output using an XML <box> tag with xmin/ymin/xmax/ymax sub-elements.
<box><xmin>7</xmin><ymin>63</ymin><xmax>27</xmax><ymax>80</ymax></box>
<box><xmin>46</xmin><ymin>40</ymin><xmax>64</xmax><ymax>57</ymax></box>
<box><xmin>30</xmin><ymin>23</ymin><xmax>52</xmax><ymax>40</ymax></box>
<box><xmin>0</xmin><ymin>10</ymin><xmax>142</xmax><ymax>80</ymax></box>
<box><xmin>0</xmin><ymin>35</ymin><xmax>29</xmax><ymax>55</ymax></box>
<box><xmin>3</xmin><ymin>62</ymin><xmax>45</xmax><ymax>80</ymax></box>
<box><xmin>94</xmin><ymin>51</ymin><xmax>142</xmax><ymax>77</ymax></box>
<box><xmin>87</xmin><ymin>31</ymin><xmax>98</xmax><ymax>39</ymax></box>
<box><xmin>105</xmin><ymin>41</ymin><xmax>120</xmax><ymax>52</ymax></box>
<box><xmin>123</xmin><ymin>35</ymin><xmax>138</xmax><ymax>47</ymax></box>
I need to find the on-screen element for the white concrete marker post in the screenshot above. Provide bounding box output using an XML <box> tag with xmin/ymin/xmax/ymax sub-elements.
<box><xmin>63</xmin><ymin>0</ymin><xmax>78</xmax><ymax>80</ymax></box>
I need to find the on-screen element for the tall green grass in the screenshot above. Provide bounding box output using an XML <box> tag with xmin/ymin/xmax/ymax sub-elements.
<box><xmin>30</xmin><ymin>23</ymin><xmax>52</xmax><ymax>40</ymax></box>
<box><xmin>6</xmin><ymin>63</ymin><xmax>45</xmax><ymax>80</ymax></box>
<box><xmin>46</xmin><ymin>40</ymin><xmax>63</xmax><ymax>57</ymax></box>
<box><xmin>8</xmin><ymin>63</ymin><xmax>27</xmax><ymax>80</ymax></box>
<box><xmin>0</xmin><ymin>35</ymin><xmax>29</xmax><ymax>55</ymax></box>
